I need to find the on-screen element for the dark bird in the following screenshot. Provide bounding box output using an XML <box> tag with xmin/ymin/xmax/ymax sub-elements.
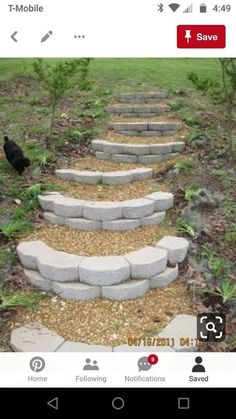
<box><xmin>3</xmin><ymin>136</ymin><xmax>30</xmax><ymax>175</ymax></box>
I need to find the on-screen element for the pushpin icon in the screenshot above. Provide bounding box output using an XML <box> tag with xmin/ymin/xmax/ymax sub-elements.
<box><xmin>185</xmin><ymin>30</ymin><xmax>192</xmax><ymax>44</ymax></box>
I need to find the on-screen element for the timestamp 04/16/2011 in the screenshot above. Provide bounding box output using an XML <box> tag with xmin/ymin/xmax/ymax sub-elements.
<box><xmin>127</xmin><ymin>337</ymin><xmax>203</xmax><ymax>347</ymax></box>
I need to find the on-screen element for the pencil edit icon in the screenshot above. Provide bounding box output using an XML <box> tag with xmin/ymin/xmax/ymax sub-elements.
<box><xmin>41</xmin><ymin>30</ymin><xmax>53</xmax><ymax>43</ymax></box>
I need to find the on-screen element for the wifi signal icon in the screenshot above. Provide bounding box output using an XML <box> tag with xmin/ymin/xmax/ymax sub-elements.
<box><xmin>169</xmin><ymin>3</ymin><xmax>180</xmax><ymax>12</ymax></box>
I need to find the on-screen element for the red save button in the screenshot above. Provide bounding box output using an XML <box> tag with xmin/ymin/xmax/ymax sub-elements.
<box><xmin>177</xmin><ymin>25</ymin><xmax>226</xmax><ymax>48</ymax></box>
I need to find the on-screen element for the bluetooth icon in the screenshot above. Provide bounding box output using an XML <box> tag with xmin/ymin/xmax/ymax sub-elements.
<box><xmin>157</xmin><ymin>3</ymin><xmax>164</xmax><ymax>13</ymax></box>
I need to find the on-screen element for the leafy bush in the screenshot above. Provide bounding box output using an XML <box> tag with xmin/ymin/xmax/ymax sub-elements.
<box><xmin>0</xmin><ymin>290</ymin><xmax>43</xmax><ymax>311</ymax></box>
<box><xmin>225</xmin><ymin>225</ymin><xmax>236</xmax><ymax>243</ymax></box>
<box><xmin>184</xmin><ymin>185</ymin><xmax>201</xmax><ymax>202</ymax></box>
<box><xmin>177</xmin><ymin>219</ymin><xmax>196</xmax><ymax>237</ymax></box>
<box><xmin>174</xmin><ymin>159</ymin><xmax>196</xmax><ymax>173</ymax></box>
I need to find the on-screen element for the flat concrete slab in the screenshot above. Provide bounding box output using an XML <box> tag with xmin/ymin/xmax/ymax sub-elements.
<box><xmin>10</xmin><ymin>324</ymin><xmax>65</xmax><ymax>352</ymax></box>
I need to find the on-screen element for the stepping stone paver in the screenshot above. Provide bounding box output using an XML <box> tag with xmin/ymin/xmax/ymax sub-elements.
<box><xmin>102</xmin><ymin>170</ymin><xmax>133</xmax><ymax>185</ymax></box>
<box><xmin>10</xmin><ymin>324</ymin><xmax>65</xmax><ymax>352</ymax></box>
<box><xmin>158</xmin><ymin>314</ymin><xmax>198</xmax><ymax>352</ymax></box>
<box><xmin>57</xmin><ymin>341</ymin><xmax>112</xmax><ymax>352</ymax></box>
<box><xmin>43</xmin><ymin>212</ymin><xmax>65</xmax><ymax>225</ymax></box>
<box><xmin>156</xmin><ymin>236</ymin><xmax>189</xmax><ymax>264</ymax></box>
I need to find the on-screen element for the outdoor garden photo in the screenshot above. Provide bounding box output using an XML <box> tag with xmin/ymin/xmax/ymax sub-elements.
<box><xmin>0</xmin><ymin>58</ymin><xmax>235</xmax><ymax>353</ymax></box>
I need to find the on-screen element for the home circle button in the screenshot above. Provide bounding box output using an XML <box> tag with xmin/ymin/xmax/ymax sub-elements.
<box><xmin>112</xmin><ymin>397</ymin><xmax>125</xmax><ymax>410</ymax></box>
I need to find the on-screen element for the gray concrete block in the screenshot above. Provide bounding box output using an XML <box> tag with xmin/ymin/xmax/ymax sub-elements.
<box><xmin>38</xmin><ymin>194</ymin><xmax>62</xmax><ymax>212</ymax></box>
<box><xmin>148</xmin><ymin>122</ymin><xmax>182</xmax><ymax>131</ymax></box>
<box><xmin>141</xmin><ymin>211</ymin><xmax>165</xmax><ymax>226</ymax></box>
<box><xmin>103</xmin><ymin>142</ymin><xmax>124</xmax><ymax>154</ymax></box>
<box><xmin>72</xmin><ymin>171</ymin><xmax>102</xmax><ymax>184</ymax></box>
<box><xmin>53</xmin><ymin>196</ymin><xmax>85</xmax><ymax>218</ymax></box>
<box><xmin>156</xmin><ymin>236</ymin><xmax>189</xmax><ymax>264</ymax></box>
<box><xmin>130</xmin><ymin>168</ymin><xmax>153</xmax><ymax>181</ymax></box>
<box><xmin>24</xmin><ymin>269</ymin><xmax>52</xmax><ymax>291</ymax></box>
<box><xmin>102</xmin><ymin>279</ymin><xmax>149</xmax><ymax>301</ymax></box>
<box><xmin>95</xmin><ymin>151</ymin><xmax>112</xmax><ymax>161</ymax></box>
<box><xmin>146</xmin><ymin>192</ymin><xmax>174</xmax><ymax>211</ymax></box>
<box><xmin>122</xmin><ymin>144</ymin><xmax>150</xmax><ymax>155</ymax></box>
<box><xmin>17</xmin><ymin>240</ymin><xmax>51</xmax><ymax>270</ymax></box>
<box><xmin>150</xmin><ymin>143</ymin><xmax>173</xmax><ymax>155</ymax></box>
<box><xmin>83</xmin><ymin>202</ymin><xmax>123</xmax><ymax>221</ymax></box>
<box><xmin>79</xmin><ymin>256</ymin><xmax>130</xmax><ymax>286</ymax></box>
<box><xmin>160</xmin><ymin>153</ymin><xmax>180</xmax><ymax>162</ymax></box>
<box><xmin>150</xmin><ymin>265</ymin><xmax>179</xmax><ymax>289</ymax></box>
<box><xmin>55</xmin><ymin>169</ymin><xmax>77</xmax><ymax>181</ymax></box>
<box><xmin>102</xmin><ymin>171</ymin><xmax>133</xmax><ymax>185</ymax></box>
<box><xmin>140</xmin><ymin>131</ymin><xmax>162</xmax><ymax>136</ymax></box>
<box><xmin>65</xmin><ymin>218</ymin><xmax>102</xmax><ymax>230</ymax></box>
<box><xmin>119</xmin><ymin>130</ymin><xmax>143</xmax><ymax>136</ymax></box>
<box><xmin>114</xmin><ymin>92</ymin><xmax>169</xmax><ymax>102</ymax></box>
<box><xmin>43</xmin><ymin>212</ymin><xmax>65</xmax><ymax>225</ymax></box>
<box><xmin>110</xmin><ymin>122</ymin><xmax>148</xmax><ymax>132</ymax></box>
<box><xmin>52</xmin><ymin>281</ymin><xmax>101</xmax><ymax>300</ymax></box>
<box><xmin>162</xmin><ymin>130</ymin><xmax>178</xmax><ymax>137</ymax></box>
<box><xmin>112</xmin><ymin>154</ymin><xmax>138</xmax><ymax>163</ymax></box>
<box><xmin>91</xmin><ymin>139</ymin><xmax>108</xmax><ymax>151</ymax></box>
<box><xmin>102</xmin><ymin>219</ymin><xmax>140</xmax><ymax>231</ymax></box>
<box><xmin>122</xmin><ymin>198</ymin><xmax>155</xmax><ymax>219</ymax></box>
<box><xmin>137</xmin><ymin>155</ymin><xmax>164</xmax><ymax>164</ymax></box>
<box><xmin>171</xmin><ymin>141</ymin><xmax>185</xmax><ymax>152</ymax></box>
<box><xmin>57</xmin><ymin>341</ymin><xmax>112</xmax><ymax>352</ymax></box>
<box><xmin>10</xmin><ymin>324</ymin><xmax>64</xmax><ymax>352</ymax></box>
<box><xmin>37</xmin><ymin>251</ymin><xmax>83</xmax><ymax>282</ymax></box>
<box><xmin>158</xmin><ymin>314</ymin><xmax>198</xmax><ymax>352</ymax></box>
<box><xmin>125</xmin><ymin>246</ymin><xmax>167</xmax><ymax>279</ymax></box>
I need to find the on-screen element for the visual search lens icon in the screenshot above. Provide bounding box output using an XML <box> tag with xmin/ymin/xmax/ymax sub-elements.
<box><xmin>30</xmin><ymin>356</ymin><xmax>46</xmax><ymax>372</ymax></box>
<box><xmin>197</xmin><ymin>313</ymin><xmax>226</xmax><ymax>342</ymax></box>
<box><xmin>169</xmin><ymin>3</ymin><xmax>180</xmax><ymax>12</ymax></box>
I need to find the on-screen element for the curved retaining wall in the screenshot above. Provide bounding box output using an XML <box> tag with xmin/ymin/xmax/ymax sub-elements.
<box><xmin>55</xmin><ymin>167</ymin><xmax>152</xmax><ymax>185</ymax></box>
<box><xmin>91</xmin><ymin>139</ymin><xmax>185</xmax><ymax>164</ymax></box>
<box><xmin>38</xmin><ymin>191</ymin><xmax>174</xmax><ymax>231</ymax></box>
<box><xmin>17</xmin><ymin>236</ymin><xmax>189</xmax><ymax>301</ymax></box>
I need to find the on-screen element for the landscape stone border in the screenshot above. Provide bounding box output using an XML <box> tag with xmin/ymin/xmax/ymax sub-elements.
<box><xmin>55</xmin><ymin>167</ymin><xmax>153</xmax><ymax>185</ymax></box>
<box><xmin>106</xmin><ymin>104</ymin><xmax>170</xmax><ymax>117</ymax></box>
<box><xmin>38</xmin><ymin>191</ymin><xmax>174</xmax><ymax>231</ymax></box>
<box><xmin>17</xmin><ymin>236</ymin><xmax>189</xmax><ymax>300</ymax></box>
<box><xmin>108</xmin><ymin>121</ymin><xmax>183</xmax><ymax>137</ymax></box>
<box><xmin>10</xmin><ymin>314</ymin><xmax>198</xmax><ymax>352</ymax></box>
<box><xmin>91</xmin><ymin>139</ymin><xmax>185</xmax><ymax>163</ymax></box>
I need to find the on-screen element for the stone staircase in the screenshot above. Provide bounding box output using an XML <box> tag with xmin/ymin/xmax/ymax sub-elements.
<box><xmin>18</xmin><ymin>91</ymin><xmax>189</xmax><ymax>302</ymax></box>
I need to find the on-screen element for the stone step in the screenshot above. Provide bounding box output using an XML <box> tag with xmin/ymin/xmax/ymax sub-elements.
<box><xmin>17</xmin><ymin>237</ymin><xmax>189</xmax><ymax>300</ymax></box>
<box><xmin>109</xmin><ymin>121</ymin><xmax>183</xmax><ymax>135</ymax></box>
<box><xmin>114</xmin><ymin>92</ymin><xmax>170</xmax><ymax>103</ymax></box>
<box><xmin>56</xmin><ymin>167</ymin><xmax>153</xmax><ymax>186</ymax></box>
<box><xmin>91</xmin><ymin>139</ymin><xmax>185</xmax><ymax>164</ymax></box>
<box><xmin>106</xmin><ymin>104</ymin><xmax>170</xmax><ymax>116</ymax></box>
<box><xmin>38</xmin><ymin>191</ymin><xmax>173</xmax><ymax>231</ymax></box>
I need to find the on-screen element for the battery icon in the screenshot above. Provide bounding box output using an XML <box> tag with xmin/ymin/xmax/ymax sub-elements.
<box><xmin>200</xmin><ymin>3</ymin><xmax>207</xmax><ymax>12</ymax></box>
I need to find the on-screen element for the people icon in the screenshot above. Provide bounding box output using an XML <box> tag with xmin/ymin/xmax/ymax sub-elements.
<box><xmin>83</xmin><ymin>358</ymin><xmax>99</xmax><ymax>371</ymax></box>
<box><xmin>192</xmin><ymin>356</ymin><xmax>206</xmax><ymax>373</ymax></box>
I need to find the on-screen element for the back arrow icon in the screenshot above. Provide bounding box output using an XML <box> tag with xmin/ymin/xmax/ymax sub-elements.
<box><xmin>11</xmin><ymin>31</ymin><xmax>18</xmax><ymax>42</ymax></box>
<box><xmin>47</xmin><ymin>397</ymin><xmax>59</xmax><ymax>410</ymax></box>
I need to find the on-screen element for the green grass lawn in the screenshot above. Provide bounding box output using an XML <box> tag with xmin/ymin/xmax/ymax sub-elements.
<box><xmin>0</xmin><ymin>58</ymin><xmax>222</xmax><ymax>91</ymax></box>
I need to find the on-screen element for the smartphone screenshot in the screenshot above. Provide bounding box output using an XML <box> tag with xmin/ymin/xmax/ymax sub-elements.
<box><xmin>0</xmin><ymin>0</ymin><xmax>235</xmax><ymax>414</ymax></box>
